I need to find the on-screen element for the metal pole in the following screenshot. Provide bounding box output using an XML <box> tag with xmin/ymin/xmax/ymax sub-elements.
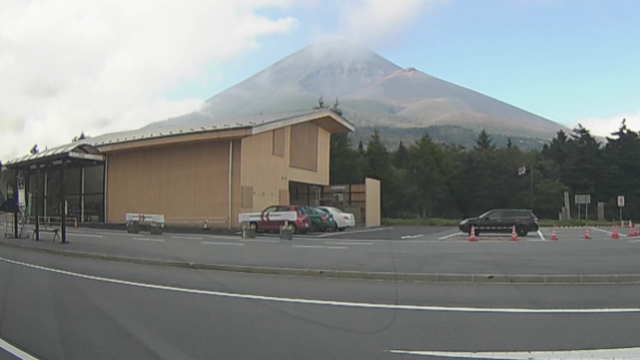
<box><xmin>60</xmin><ymin>163</ymin><xmax>67</xmax><ymax>244</ymax></box>
<box><xmin>35</xmin><ymin>186</ymin><xmax>39</xmax><ymax>241</ymax></box>
<box><xmin>586</xmin><ymin>203</ymin><xmax>589</xmax><ymax>220</ymax></box>
<box><xmin>43</xmin><ymin>171</ymin><xmax>47</xmax><ymax>217</ymax></box>
<box><xmin>81</xmin><ymin>167</ymin><xmax>85</xmax><ymax>224</ymax></box>
<box><xmin>228</xmin><ymin>141</ymin><xmax>233</xmax><ymax>229</ymax></box>
<box><xmin>13</xmin><ymin>206</ymin><xmax>18</xmax><ymax>239</ymax></box>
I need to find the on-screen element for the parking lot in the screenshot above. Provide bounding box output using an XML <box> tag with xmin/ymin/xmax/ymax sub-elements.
<box><xmin>3</xmin><ymin>224</ymin><xmax>640</xmax><ymax>277</ymax></box>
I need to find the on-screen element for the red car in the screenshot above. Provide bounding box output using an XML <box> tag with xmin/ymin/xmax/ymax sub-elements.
<box><xmin>253</xmin><ymin>205</ymin><xmax>311</xmax><ymax>234</ymax></box>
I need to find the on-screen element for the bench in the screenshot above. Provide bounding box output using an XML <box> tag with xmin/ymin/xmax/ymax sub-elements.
<box><xmin>32</xmin><ymin>226</ymin><xmax>60</xmax><ymax>241</ymax></box>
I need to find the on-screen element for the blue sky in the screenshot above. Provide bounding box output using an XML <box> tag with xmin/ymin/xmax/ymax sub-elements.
<box><xmin>171</xmin><ymin>0</ymin><xmax>640</xmax><ymax>132</ymax></box>
<box><xmin>2</xmin><ymin>0</ymin><xmax>638</xmax><ymax>160</ymax></box>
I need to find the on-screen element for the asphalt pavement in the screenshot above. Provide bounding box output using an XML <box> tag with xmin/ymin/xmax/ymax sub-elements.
<box><xmin>1</xmin><ymin>246</ymin><xmax>640</xmax><ymax>359</ymax></box>
<box><xmin>3</xmin><ymin>225</ymin><xmax>640</xmax><ymax>276</ymax></box>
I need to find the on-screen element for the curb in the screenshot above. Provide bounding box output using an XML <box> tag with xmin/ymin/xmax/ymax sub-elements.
<box><xmin>2</xmin><ymin>240</ymin><xmax>640</xmax><ymax>284</ymax></box>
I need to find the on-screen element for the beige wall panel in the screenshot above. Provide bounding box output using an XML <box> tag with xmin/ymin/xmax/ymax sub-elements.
<box><xmin>272</xmin><ymin>128</ymin><xmax>285</xmax><ymax>157</ymax></box>
<box><xmin>240</xmin><ymin>130</ymin><xmax>289</xmax><ymax>212</ymax></box>
<box><xmin>289</xmin><ymin>122</ymin><xmax>318</xmax><ymax>171</ymax></box>
<box><xmin>230</xmin><ymin>139</ymin><xmax>242</xmax><ymax>227</ymax></box>
<box><xmin>240</xmin><ymin>124</ymin><xmax>331</xmax><ymax>213</ymax></box>
<box><xmin>288</xmin><ymin>126</ymin><xmax>330</xmax><ymax>186</ymax></box>
<box><xmin>107</xmin><ymin>140</ymin><xmax>231</xmax><ymax>225</ymax></box>
<box><xmin>365</xmin><ymin>177</ymin><xmax>381</xmax><ymax>227</ymax></box>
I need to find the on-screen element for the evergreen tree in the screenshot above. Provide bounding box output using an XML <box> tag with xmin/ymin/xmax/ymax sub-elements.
<box><xmin>475</xmin><ymin>129</ymin><xmax>495</xmax><ymax>151</ymax></box>
<box><xmin>393</xmin><ymin>141</ymin><xmax>410</xmax><ymax>169</ymax></box>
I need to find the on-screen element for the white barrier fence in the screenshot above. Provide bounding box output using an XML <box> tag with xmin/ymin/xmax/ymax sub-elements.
<box><xmin>238</xmin><ymin>211</ymin><xmax>297</xmax><ymax>223</ymax></box>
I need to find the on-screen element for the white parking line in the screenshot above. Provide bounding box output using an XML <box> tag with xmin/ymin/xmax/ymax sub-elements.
<box><xmin>2</xmin><ymin>255</ymin><xmax>640</xmax><ymax>314</ymax></box>
<box><xmin>316</xmin><ymin>227</ymin><xmax>391</xmax><ymax>238</ymax></box>
<box><xmin>0</xmin><ymin>336</ymin><xmax>39</xmax><ymax>360</ymax></box>
<box><xmin>132</xmin><ymin>237</ymin><xmax>165</xmax><ymax>243</ymax></box>
<box><xmin>171</xmin><ymin>236</ymin><xmax>203</xmax><ymax>240</ymax></box>
<box><xmin>292</xmin><ymin>245</ymin><xmax>347</xmax><ymax>250</ymax></box>
<box><xmin>591</xmin><ymin>227</ymin><xmax>613</xmax><ymax>235</ymax></box>
<box><xmin>67</xmin><ymin>233</ymin><xmax>104</xmax><ymax>238</ymax></box>
<box><xmin>388</xmin><ymin>347</ymin><xmax>640</xmax><ymax>359</ymax></box>
<box><xmin>400</xmin><ymin>234</ymin><xmax>424</xmax><ymax>239</ymax></box>
<box><xmin>324</xmin><ymin>241</ymin><xmax>373</xmax><ymax>246</ymax></box>
<box><xmin>438</xmin><ymin>232</ymin><xmax>465</xmax><ymax>240</ymax></box>
<box><xmin>201</xmin><ymin>241</ymin><xmax>244</xmax><ymax>246</ymax></box>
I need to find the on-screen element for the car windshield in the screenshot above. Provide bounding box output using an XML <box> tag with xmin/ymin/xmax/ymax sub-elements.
<box><xmin>1</xmin><ymin>2</ymin><xmax>635</xmax><ymax>359</ymax></box>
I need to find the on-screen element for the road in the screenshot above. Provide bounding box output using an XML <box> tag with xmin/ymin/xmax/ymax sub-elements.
<box><xmin>0</xmin><ymin>245</ymin><xmax>640</xmax><ymax>359</ymax></box>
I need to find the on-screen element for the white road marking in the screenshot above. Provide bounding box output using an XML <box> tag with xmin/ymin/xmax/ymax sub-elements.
<box><xmin>2</xmin><ymin>255</ymin><xmax>640</xmax><ymax>314</ymax></box>
<box><xmin>400</xmin><ymin>234</ymin><xmax>424</xmax><ymax>239</ymax></box>
<box><xmin>171</xmin><ymin>236</ymin><xmax>203</xmax><ymax>240</ymax></box>
<box><xmin>0</xmin><ymin>336</ymin><xmax>40</xmax><ymax>360</ymax></box>
<box><xmin>316</xmin><ymin>227</ymin><xmax>391</xmax><ymax>238</ymax></box>
<box><xmin>201</xmin><ymin>241</ymin><xmax>244</xmax><ymax>246</ymax></box>
<box><xmin>324</xmin><ymin>241</ymin><xmax>373</xmax><ymax>246</ymax></box>
<box><xmin>537</xmin><ymin>230</ymin><xmax>546</xmax><ymax>241</ymax></box>
<box><xmin>388</xmin><ymin>347</ymin><xmax>640</xmax><ymax>359</ymax></box>
<box><xmin>67</xmin><ymin>233</ymin><xmax>104</xmax><ymax>238</ymax></box>
<box><xmin>591</xmin><ymin>227</ymin><xmax>613</xmax><ymax>235</ymax></box>
<box><xmin>438</xmin><ymin>232</ymin><xmax>465</xmax><ymax>240</ymax></box>
<box><xmin>292</xmin><ymin>245</ymin><xmax>347</xmax><ymax>250</ymax></box>
<box><xmin>132</xmin><ymin>237</ymin><xmax>165</xmax><ymax>243</ymax></box>
<box><xmin>240</xmin><ymin>239</ymin><xmax>280</xmax><ymax>243</ymax></box>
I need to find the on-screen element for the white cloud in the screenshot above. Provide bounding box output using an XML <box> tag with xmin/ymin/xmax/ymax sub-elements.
<box><xmin>575</xmin><ymin>112</ymin><xmax>640</xmax><ymax>137</ymax></box>
<box><xmin>337</xmin><ymin>0</ymin><xmax>444</xmax><ymax>44</ymax></box>
<box><xmin>0</xmin><ymin>0</ymin><xmax>297</xmax><ymax>161</ymax></box>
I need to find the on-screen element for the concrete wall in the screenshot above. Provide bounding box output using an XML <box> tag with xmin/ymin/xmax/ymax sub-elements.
<box><xmin>365</xmin><ymin>177</ymin><xmax>381</xmax><ymax>227</ymax></box>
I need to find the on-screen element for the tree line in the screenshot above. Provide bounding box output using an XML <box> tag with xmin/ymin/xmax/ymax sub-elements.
<box><xmin>330</xmin><ymin>119</ymin><xmax>640</xmax><ymax>220</ymax></box>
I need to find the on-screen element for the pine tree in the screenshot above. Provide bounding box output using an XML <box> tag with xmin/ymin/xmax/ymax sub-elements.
<box><xmin>393</xmin><ymin>141</ymin><xmax>409</xmax><ymax>169</ymax></box>
<box><xmin>475</xmin><ymin>130</ymin><xmax>495</xmax><ymax>151</ymax></box>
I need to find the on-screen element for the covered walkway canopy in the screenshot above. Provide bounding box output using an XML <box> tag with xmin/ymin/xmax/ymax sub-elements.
<box><xmin>5</xmin><ymin>143</ymin><xmax>105</xmax><ymax>243</ymax></box>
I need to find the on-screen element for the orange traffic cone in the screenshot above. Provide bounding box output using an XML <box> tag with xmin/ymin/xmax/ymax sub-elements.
<box><xmin>550</xmin><ymin>229</ymin><xmax>558</xmax><ymax>241</ymax></box>
<box><xmin>511</xmin><ymin>225</ymin><xmax>519</xmax><ymax>241</ymax></box>
<box><xmin>583</xmin><ymin>228</ymin><xmax>591</xmax><ymax>240</ymax></box>
<box><xmin>468</xmin><ymin>225</ymin><xmax>478</xmax><ymax>242</ymax></box>
<box><xmin>628</xmin><ymin>226</ymin><xmax>639</xmax><ymax>237</ymax></box>
<box><xmin>612</xmin><ymin>226</ymin><xmax>621</xmax><ymax>239</ymax></box>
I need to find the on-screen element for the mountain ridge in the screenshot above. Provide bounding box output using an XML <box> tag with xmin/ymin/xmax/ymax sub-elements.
<box><xmin>147</xmin><ymin>41</ymin><xmax>567</xmax><ymax>140</ymax></box>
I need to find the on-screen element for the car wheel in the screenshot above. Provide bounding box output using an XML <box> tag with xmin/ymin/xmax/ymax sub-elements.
<box><xmin>516</xmin><ymin>226</ymin><xmax>527</xmax><ymax>237</ymax></box>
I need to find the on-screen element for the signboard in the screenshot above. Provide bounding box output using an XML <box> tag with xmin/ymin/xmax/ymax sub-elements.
<box><xmin>125</xmin><ymin>213</ymin><xmax>165</xmax><ymax>224</ymax></box>
<box><xmin>238</xmin><ymin>211</ymin><xmax>297</xmax><ymax>223</ymax></box>
<box><xmin>575</xmin><ymin>194</ymin><xmax>591</xmax><ymax>205</ymax></box>
<box><xmin>17</xmin><ymin>189</ymin><xmax>25</xmax><ymax>209</ymax></box>
<box><xmin>618</xmin><ymin>195</ymin><xmax>625</xmax><ymax>208</ymax></box>
<box><xmin>517</xmin><ymin>166</ymin><xmax>527</xmax><ymax>176</ymax></box>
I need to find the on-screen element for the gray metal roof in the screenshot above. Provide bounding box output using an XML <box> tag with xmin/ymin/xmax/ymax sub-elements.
<box><xmin>5</xmin><ymin>108</ymin><xmax>353</xmax><ymax>166</ymax></box>
<box><xmin>5</xmin><ymin>143</ymin><xmax>103</xmax><ymax>167</ymax></box>
<box><xmin>86</xmin><ymin>108</ymin><xmax>352</xmax><ymax>147</ymax></box>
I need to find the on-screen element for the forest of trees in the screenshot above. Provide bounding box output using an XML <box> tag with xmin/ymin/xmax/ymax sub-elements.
<box><xmin>330</xmin><ymin>119</ymin><xmax>640</xmax><ymax>220</ymax></box>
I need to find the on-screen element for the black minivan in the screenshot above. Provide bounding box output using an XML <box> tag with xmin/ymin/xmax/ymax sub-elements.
<box><xmin>459</xmin><ymin>209</ymin><xmax>539</xmax><ymax>236</ymax></box>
